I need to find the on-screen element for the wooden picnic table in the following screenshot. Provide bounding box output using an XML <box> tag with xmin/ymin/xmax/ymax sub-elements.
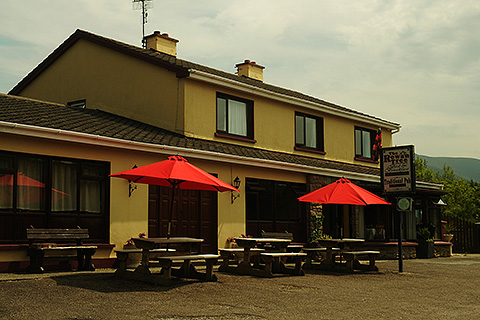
<box><xmin>115</xmin><ymin>237</ymin><xmax>218</xmax><ymax>285</ymax></box>
<box><xmin>219</xmin><ymin>237</ymin><xmax>306</xmax><ymax>277</ymax></box>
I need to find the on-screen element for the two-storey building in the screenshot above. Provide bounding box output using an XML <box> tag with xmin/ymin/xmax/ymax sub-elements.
<box><xmin>0</xmin><ymin>30</ymin><xmax>447</xmax><ymax>270</ymax></box>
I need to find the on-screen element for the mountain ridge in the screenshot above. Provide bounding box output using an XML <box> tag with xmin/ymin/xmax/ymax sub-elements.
<box><xmin>416</xmin><ymin>155</ymin><xmax>480</xmax><ymax>183</ymax></box>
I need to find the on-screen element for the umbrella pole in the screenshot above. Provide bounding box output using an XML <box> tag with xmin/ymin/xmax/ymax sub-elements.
<box><xmin>167</xmin><ymin>182</ymin><xmax>178</xmax><ymax>239</ymax></box>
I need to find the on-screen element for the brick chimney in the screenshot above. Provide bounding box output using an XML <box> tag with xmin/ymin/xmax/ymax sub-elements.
<box><xmin>144</xmin><ymin>31</ymin><xmax>179</xmax><ymax>56</ymax></box>
<box><xmin>236</xmin><ymin>60</ymin><xmax>265</xmax><ymax>82</ymax></box>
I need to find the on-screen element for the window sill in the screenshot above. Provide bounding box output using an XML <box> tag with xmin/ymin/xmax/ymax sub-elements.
<box><xmin>215</xmin><ymin>132</ymin><xmax>256</xmax><ymax>143</ymax></box>
<box><xmin>294</xmin><ymin>146</ymin><xmax>326</xmax><ymax>155</ymax></box>
<box><xmin>354</xmin><ymin>157</ymin><xmax>379</xmax><ymax>164</ymax></box>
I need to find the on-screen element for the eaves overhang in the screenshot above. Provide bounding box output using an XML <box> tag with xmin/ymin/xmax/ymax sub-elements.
<box><xmin>0</xmin><ymin>120</ymin><xmax>381</xmax><ymax>183</ymax></box>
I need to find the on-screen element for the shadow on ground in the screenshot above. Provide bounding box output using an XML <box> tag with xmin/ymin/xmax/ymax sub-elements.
<box><xmin>51</xmin><ymin>272</ymin><xmax>193</xmax><ymax>293</ymax></box>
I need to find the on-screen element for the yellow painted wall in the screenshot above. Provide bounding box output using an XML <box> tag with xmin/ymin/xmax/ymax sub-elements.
<box><xmin>17</xmin><ymin>39</ymin><xmax>184</xmax><ymax>134</ymax></box>
<box><xmin>184</xmin><ymin>78</ymin><xmax>393</xmax><ymax>167</ymax></box>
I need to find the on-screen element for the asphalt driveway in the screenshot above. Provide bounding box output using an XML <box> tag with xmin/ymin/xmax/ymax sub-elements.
<box><xmin>1</xmin><ymin>254</ymin><xmax>479</xmax><ymax>320</ymax></box>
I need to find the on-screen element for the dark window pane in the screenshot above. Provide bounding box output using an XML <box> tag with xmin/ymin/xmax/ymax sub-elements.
<box><xmin>362</xmin><ymin>131</ymin><xmax>371</xmax><ymax>158</ymax></box>
<box><xmin>81</xmin><ymin>164</ymin><xmax>103</xmax><ymax>178</ymax></box>
<box><xmin>228</xmin><ymin>100</ymin><xmax>247</xmax><ymax>136</ymax></box>
<box><xmin>80</xmin><ymin>180</ymin><xmax>101</xmax><ymax>213</ymax></box>
<box><xmin>0</xmin><ymin>157</ymin><xmax>13</xmax><ymax>170</ymax></box>
<box><xmin>305</xmin><ymin>117</ymin><xmax>317</xmax><ymax>148</ymax></box>
<box><xmin>295</xmin><ymin>115</ymin><xmax>304</xmax><ymax>144</ymax></box>
<box><xmin>355</xmin><ymin>129</ymin><xmax>362</xmax><ymax>155</ymax></box>
<box><xmin>17</xmin><ymin>158</ymin><xmax>45</xmax><ymax>211</ymax></box>
<box><xmin>52</xmin><ymin>160</ymin><xmax>77</xmax><ymax>212</ymax></box>
<box><xmin>217</xmin><ymin>97</ymin><xmax>227</xmax><ymax>131</ymax></box>
<box><xmin>0</xmin><ymin>174</ymin><xmax>14</xmax><ymax>209</ymax></box>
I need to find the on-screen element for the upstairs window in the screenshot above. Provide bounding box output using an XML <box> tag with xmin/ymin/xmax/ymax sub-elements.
<box><xmin>295</xmin><ymin>113</ymin><xmax>324</xmax><ymax>152</ymax></box>
<box><xmin>216</xmin><ymin>93</ymin><xmax>254</xmax><ymax>141</ymax></box>
<box><xmin>355</xmin><ymin>127</ymin><xmax>376</xmax><ymax>160</ymax></box>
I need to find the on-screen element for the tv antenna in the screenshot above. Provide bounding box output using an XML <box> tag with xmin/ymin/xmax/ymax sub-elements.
<box><xmin>132</xmin><ymin>0</ymin><xmax>154</xmax><ymax>48</ymax></box>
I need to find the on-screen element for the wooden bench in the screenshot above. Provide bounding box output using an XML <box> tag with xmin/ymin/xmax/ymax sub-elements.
<box><xmin>260</xmin><ymin>252</ymin><xmax>307</xmax><ymax>276</ymax></box>
<box><xmin>342</xmin><ymin>251</ymin><xmax>380</xmax><ymax>272</ymax></box>
<box><xmin>26</xmin><ymin>227</ymin><xmax>97</xmax><ymax>273</ymax></box>
<box><xmin>156</xmin><ymin>254</ymin><xmax>219</xmax><ymax>282</ymax></box>
<box><xmin>261</xmin><ymin>231</ymin><xmax>304</xmax><ymax>252</ymax></box>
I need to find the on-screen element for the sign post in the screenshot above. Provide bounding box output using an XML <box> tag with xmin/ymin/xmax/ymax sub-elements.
<box><xmin>380</xmin><ymin>145</ymin><xmax>416</xmax><ymax>273</ymax></box>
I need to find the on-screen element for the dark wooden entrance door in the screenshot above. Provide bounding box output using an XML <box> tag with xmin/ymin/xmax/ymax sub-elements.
<box><xmin>148</xmin><ymin>185</ymin><xmax>218</xmax><ymax>253</ymax></box>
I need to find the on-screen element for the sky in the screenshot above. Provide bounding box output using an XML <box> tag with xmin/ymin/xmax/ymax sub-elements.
<box><xmin>1</xmin><ymin>0</ymin><xmax>479</xmax><ymax>159</ymax></box>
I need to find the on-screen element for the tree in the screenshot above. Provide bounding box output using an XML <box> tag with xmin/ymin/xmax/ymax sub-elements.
<box><xmin>415</xmin><ymin>158</ymin><xmax>480</xmax><ymax>222</ymax></box>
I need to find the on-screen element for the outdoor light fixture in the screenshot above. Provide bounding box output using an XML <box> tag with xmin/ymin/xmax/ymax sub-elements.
<box><xmin>231</xmin><ymin>176</ymin><xmax>241</xmax><ymax>204</ymax></box>
<box><xmin>128</xmin><ymin>165</ymin><xmax>138</xmax><ymax>197</ymax></box>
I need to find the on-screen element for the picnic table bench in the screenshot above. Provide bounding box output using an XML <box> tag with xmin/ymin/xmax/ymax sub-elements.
<box><xmin>156</xmin><ymin>254</ymin><xmax>219</xmax><ymax>282</ymax></box>
<box><xmin>260</xmin><ymin>252</ymin><xmax>307</xmax><ymax>276</ymax></box>
<box><xmin>342</xmin><ymin>251</ymin><xmax>380</xmax><ymax>272</ymax></box>
<box><xmin>302</xmin><ymin>247</ymin><xmax>341</xmax><ymax>269</ymax></box>
<box><xmin>26</xmin><ymin>227</ymin><xmax>97</xmax><ymax>273</ymax></box>
<box><xmin>218</xmin><ymin>248</ymin><xmax>265</xmax><ymax>271</ymax></box>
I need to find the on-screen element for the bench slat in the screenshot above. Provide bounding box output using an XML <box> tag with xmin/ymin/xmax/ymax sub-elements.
<box><xmin>219</xmin><ymin>248</ymin><xmax>265</xmax><ymax>252</ymax></box>
<box><xmin>158</xmin><ymin>254</ymin><xmax>219</xmax><ymax>261</ymax></box>
<box><xmin>260</xmin><ymin>252</ymin><xmax>307</xmax><ymax>257</ymax></box>
<box><xmin>342</xmin><ymin>251</ymin><xmax>380</xmax><ymax>256</ymax></box>
<box><xmin>27</xmin><ymin>229</ymin><xmax>90</xmax><ymax>240</ymax></box>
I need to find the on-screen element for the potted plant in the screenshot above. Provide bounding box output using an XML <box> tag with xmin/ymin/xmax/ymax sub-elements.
<box><xmin>416</xmin><ymin>227</ymin><xmax>434</xmax><ymax>258</ymax></box>
<box><xmin>225</xmin><ymin>236</ymin><xmax>238</xmax><ymax>248</ymax></box>
<box><xmin>442</xmin><ymin>223</ymin><xmax>455</xmax><ymax>242</ymax></box>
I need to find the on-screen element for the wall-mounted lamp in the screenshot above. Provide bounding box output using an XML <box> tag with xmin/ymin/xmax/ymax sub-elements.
<box><xmin>128</xmin><ymin>165</ymin><xmax>138</xmax><ymax>197</ymax></box>
<box><xmin>231</xmin><ymin>176</ymin><xmax>241</xmax><ymax>204</ymax></box>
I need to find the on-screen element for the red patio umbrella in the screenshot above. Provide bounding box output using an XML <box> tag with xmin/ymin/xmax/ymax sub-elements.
<box><xmin>109</xmin><ymin>155</ymin><xmax>240</xmax><ymax>238</ymax></box>
<box><xmin>298</xmin><ymin>177</ymin><xmax>390</xmax><ymax>206</ymax></box>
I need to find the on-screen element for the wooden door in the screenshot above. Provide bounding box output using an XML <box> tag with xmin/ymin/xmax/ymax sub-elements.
<box><xmin>148</xmin><ymin>185</ymin><xmax>218</xmax><ymax>253</ymax></box>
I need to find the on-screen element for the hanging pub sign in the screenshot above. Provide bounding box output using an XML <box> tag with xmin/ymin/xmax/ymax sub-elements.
<box><xmin>380</xmin><ymin>145</ymin><xmax>416</xmax><ymax>194</ymax></box>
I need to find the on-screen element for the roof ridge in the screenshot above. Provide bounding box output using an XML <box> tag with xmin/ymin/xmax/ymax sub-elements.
<box><xmin>0</xmin><ymin>93</ymin><xmax>65</xmax><ymax>107</ymax></box>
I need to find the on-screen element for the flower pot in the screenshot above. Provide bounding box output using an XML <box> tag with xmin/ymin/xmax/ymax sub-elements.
<box><xmin>442</xmin><ymin>234</ymin><xmax>454</xmax><ymax>242</ymax></box>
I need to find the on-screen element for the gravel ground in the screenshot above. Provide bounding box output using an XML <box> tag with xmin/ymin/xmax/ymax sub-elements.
<box><xmin>1</xmin><ymin>254</ymin><xmax>479</xmax><ymax>320</ymax></box>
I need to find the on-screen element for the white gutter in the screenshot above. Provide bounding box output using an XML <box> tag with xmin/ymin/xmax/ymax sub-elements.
<box><xmin>0</xmin><ymin>120</ymin><xmax>381</xmax><ymax>182</ymax></box>
<box><xmin>188</xmin><ymin>70</ymin><xmax>401</xmax><ymax>132</ymax></box>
